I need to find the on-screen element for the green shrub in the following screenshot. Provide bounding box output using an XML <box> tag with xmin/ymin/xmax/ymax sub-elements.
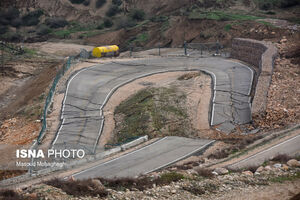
<box><xmin>112</xmin><ymin>0</ymin><xmax>122</xmax><ymax>6</ymax></box>
<box><xmin>96</xmin><ymin>0</ymin><xmax>107</xmax><ymax>8</ymax></box>
<box><xmin>0</xmin><ymin>25</ymin><xmax>8</xmax><ymax>34</ymax></box>
<box><xmin>224</xmin><ymin>24</ymin><xmax>232</xmax><ymax>31</ymax></box>
<box><xmin>0</xmin><ymin>7</ymin><xmax>20</xmax><ymax>25</ymax></box>
<box><xmin>116</xmin><ymin>17</ymin><xmax>137</xmax><ymax>29</ymax></box>
<box><xmin>83</xmin><ymin>0</ymin><xmax>90</xmax><ymax>6</ymax></box>
<box><xmin>45</xmin><ymin>17</ymin><xmax>68</xmax><ymax>28</ymax></box>
<box><xmin>36</xmin><ymin>24</ymin><xmax>51</xmax><ymax>35</ymax></box>
<box><xmin>157</xmin><ymin>172</ymin><xmax>184</xmax><ymax>184</ymax></box>
<box><xmin>22</xmin><ymin>10</ymin><xmax>43</xmax><ymax>26</ymax></box>
<box><xmin>280</xmin><ymin>0</ymin><xmax>299</xmax><ymax>8</ymax></box>
<box><xmin>69</xmin><ymin>0</ymin><xmax>85</xmax><ymax>4</ymax></box>
<box><xmin>150</xmin><ymin>15</ymin><xmax>168</xmax><ymax>22</ymax></box>
<box><xmin>266</xmin><ymin>11</ymin><xmax>276</xmax><ymax>15</ymax></box>
<box><xmin>1</xmin><ymin>32</ymin><xmax>21</xmax><ymax>42</ymax></box>
<box><xmin>103</xmin><ymin>18</ymin><xmax>113</xmax><ymax>27</ymax></box>
<box><xmin>259</xmin><ymin>1</ymin><xmax>273</xmax><ymax>10</ymax></box>
<box><xmin>97</xmin><ymin>23</ymin><xmax>104</xmax><ymax>29</ymax></box>
<box><xmin>129</xmin><ymin>9</ymin><xmax>145</xmax><ymax>21</ymax></box>
<box><xmin>0</xmin><ymin>7</ymin><xmax>20</xmax><ymax>21</ymax></box>
<box><xmin>0</xmin><ymin>18</ymin><xmax>9</xmax><ymax>25</ymax></box>
<box><xmin>11</xmin><ymin>18</ymin><xmax>22</xmax><ymax>27</ymax></box>
<box><xmin>106</xmin><ymin>5</ymin><xmax>121</xmax><ymax>17</ymax></box>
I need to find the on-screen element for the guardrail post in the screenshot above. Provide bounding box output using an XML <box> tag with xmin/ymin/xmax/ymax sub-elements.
<box><xmin>130</xmin><ymin>47</ymin><xmax>133</xmax><ymax>57</ymax></box>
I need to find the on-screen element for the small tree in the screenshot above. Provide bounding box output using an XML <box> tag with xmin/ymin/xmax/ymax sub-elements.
<box><xmin>106</xmin><ymin>5</ymin><xmax>121</xmax><ymax>17</ymax></box>
<box><xmin>103</xmin><ymin>18</ymin><xmax>113</xmax><ymax>28</ymax></box>
<box><xmin>112</xmin><ymin>0</ymin><xmax>122</xmax><ymax>6</ymax></box>
<box><xmin>96</xmin><ymin>0</ymin><xmax>107</xmax><ymax>8</ymax></box>
<box><xmin>129</xmin><ymin>9</ymin><xmax>145</xmax><ymax>21</ymax></box>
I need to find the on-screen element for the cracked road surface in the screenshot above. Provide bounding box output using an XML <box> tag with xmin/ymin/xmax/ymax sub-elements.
<box><xmin>52</xmin><ymin>57</ymin><xmax>254</xmax><ymax>153</ymax></box>
<box><xmin>228</xmin><ymin>132</ymin><xmax>300</xmax><ymax>169</ymax></box>
<box><xmin>72</xmin><ymin>136</ymin><xmax>214</xmax><ymax>179</ymax></box>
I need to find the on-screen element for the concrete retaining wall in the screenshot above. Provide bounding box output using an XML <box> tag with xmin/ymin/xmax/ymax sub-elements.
<box><xmin>231</xmin><ymin>38</ymin><xmax>278</xmax><ymax>116</ymax></box>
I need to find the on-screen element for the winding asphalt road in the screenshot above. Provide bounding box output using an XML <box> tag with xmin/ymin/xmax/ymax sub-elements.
<box><xmin>73</xmin><ymin>136</ymin><xmax>214</xmax><ymax>179</ymax></box>
<box><xmin>51</xmin><ymin>57</ymin><xmax>254</xmax><ymax>153</ymax></box>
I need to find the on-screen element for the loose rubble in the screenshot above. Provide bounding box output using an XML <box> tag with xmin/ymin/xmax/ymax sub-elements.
<box><xmin>5</xmin><ymin>158</ymin><xmax>299</xmax><ymax>200</ymax></box>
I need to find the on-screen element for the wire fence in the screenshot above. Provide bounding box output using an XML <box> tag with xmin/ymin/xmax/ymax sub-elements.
<box><xmin>126</xmin><ymin>41</ymin><xmax>229</xmax><ymax>58</ymax></box>
<box><xmin>37</xmin><ymin>56</ymin><xmax>75</xmax><ymax>144</ymax></box>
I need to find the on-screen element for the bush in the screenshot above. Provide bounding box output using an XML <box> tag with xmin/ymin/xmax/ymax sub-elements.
<box><xmin>271</xmin><ymin>154</ymin><xmax>292</xmax><ymax>163</ymax></box>
<box><xmin>0</xmin><ymin>7</ymin><xmax>20</xmax><ymax>21</ymax></box>
<box><xmin>106</xmin><ymin>5</ymin><xmax>121</xmax><ymax>17</ymax></box>
<box><xmin>156</xmin><ymin>172</ymin><xmax>184</xmax><ymax>184</ymax></box>
<box><xmin>1</xmin><ymin>32</ymin><xmax>21</xmax><ymax>42</ymax></box>
<box><xmin>11</xmin><ymin>18</ymin><xmax>22</xmax><ymax>27</ymax></box>
<box><xmin>129</xmin><ymin>9</ymin><xmax>145</xmax><ymax>21</ymax></box>
<box><xmin>103</xmin><ymin>18</ymin><xmax>113</xmax><ymax>27</ymax></box>
<box><xmin>150</xmin><ymin>15</ymin><xmax>168</xmax><ymax>22</ymax></box>
<box><xmin>83</xmin><ymin>0</ymin><xmax>90</xmax><ymax>6</ymax></box>
<box><xmin>96</xmin><ymin>0</ymin><xmax>107</xmax><ymax>8</ymax></box>
<box><xmin>0</xmin><ymin>25</ymin><xmax>8</xmax><ymax>34</ymax></box>
<box><xmin>259</xmin><ymin>2</ymin><xmax>273</xmax><ymax>10</ymax></box>
<box><xmin>0</xmin><ymin>18</ymin><xmax>9</xmax><ymax>25</ymax></box>
<box><xmin>36</xmin><ymin>24</ymin><xmax>51</xmax><ymax>35</ymax></box>
<box><xmin>0</xmin><ymin>7</ymin><xmax>20</xmax><ymax>25</ymax></box>
<box><xmin>112</xmin><ymin>0</ymin><xmax>122</xmax><ymax>6</ymax></box>
<box><xmin>69</xmin><ymin>0</ymin><xmax>85</xmax><ymax>4</ymax></box>
<box><xmin>0</xmin><ymin>189</ymin><xmax>24</xmax><ymax>200</ymax></box>
<box><xmin>46</xmin><ymin>178</ymin><xmax>108</xmax><ymax>197</ymax></box>
<box><xmin>280</xmin><ymin>0</ymin><xmax>299</xmax><ymax>8</ymax></box>
<box><xmin>97</xmin><ymin>23</ymin><xmax>104</xmax><ymax>29</ymax></box>
<box><xmin>45</xmin><ymin>17</ymin><xmax>68</xmax><ymax>28</ymax></box>
<box><xmin>116</xmin><ymin>17</ymin><xmax>137</xmax><ymax>29</ymax></box>
<box><xmin>195</xmin><ymin>168</ymin><xmax>214</xmax><ymax>178</ymax></box>
<box><xmin>22</xmin><ymin>10</ymin><xmax>43</xmax><ymax>26</ymax></box>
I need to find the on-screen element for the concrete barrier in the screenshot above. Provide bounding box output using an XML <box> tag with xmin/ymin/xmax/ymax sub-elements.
<box><xmin>121</xmin><ymin>135</ymin><xmax>148</xmax><ymax>151</ymax></box>
<box><xmin>231</xmin><ymin>38</ymin><xmax>278</xmax><ymax>117</ymax></box>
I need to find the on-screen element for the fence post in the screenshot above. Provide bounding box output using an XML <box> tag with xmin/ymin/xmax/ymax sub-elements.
<box><xmin>184</xmin><ymin>41</ymin><xmax>187</xmax><ymax>56</ymax></box>
<box><xmin>1</xmin><ymin>48</ymin><xmax>3</xmax><ymax>72</ymax></box>
<box><xmin>130</xmin><ymin>47</ymin><xmax>133</xmax><ymax>57</ymax></box>
<box><xmin>158</xmin><ymin>45</ymin><xmax>161</xmax><ymax>56</ymax></box>
<box><xmin>216</xmin><ymin>41</ymin><xmax>220</xmax><ymax>55</ymax></box>
<box><xmin>201</xmin><ymin>44</ymin><xmax>203</xmax><ymax>56</ymax></box>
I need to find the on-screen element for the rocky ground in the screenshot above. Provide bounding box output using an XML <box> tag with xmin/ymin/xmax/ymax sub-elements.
<box><xmin>253</xmin><ymin>34</ymin><xmax>300</xmax><ymax>131</ymax></box>
<box><xmin>1</xmin><ymin>157</ymin><xmax>299</xmax><ymax>200</ymax></box>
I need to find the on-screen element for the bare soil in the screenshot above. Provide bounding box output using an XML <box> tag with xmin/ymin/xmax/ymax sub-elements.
<box><xmin>100</xmin><ymin>71</ymin><xmax>211</xmax><ymax>146</ymax></box>
<box><xmin>25</xmin><ymin>42</ymin><xmax>94</xmax><ymax>57</ymax></box>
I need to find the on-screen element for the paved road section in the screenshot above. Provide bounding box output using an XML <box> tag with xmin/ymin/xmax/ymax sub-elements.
<box><xmin>72</xmin><ymin>136</ymin><xmax>214</xmax><ymax>179</ymax></box>
<box><xmin>52</xmin><ymin>57</ymin><xmax>254</xmax><ymax>153</ymax></box>
<box><xmin>228</xmin><ymin>133</ymin><xmax>300</xmax><ymax>169</ymax></box>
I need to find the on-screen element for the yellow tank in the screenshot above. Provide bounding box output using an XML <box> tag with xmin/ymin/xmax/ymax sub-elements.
<box><xmin>92</xmin><ymin>45</ymin><xmax>120</xmax><ymax>58</ymax></box>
